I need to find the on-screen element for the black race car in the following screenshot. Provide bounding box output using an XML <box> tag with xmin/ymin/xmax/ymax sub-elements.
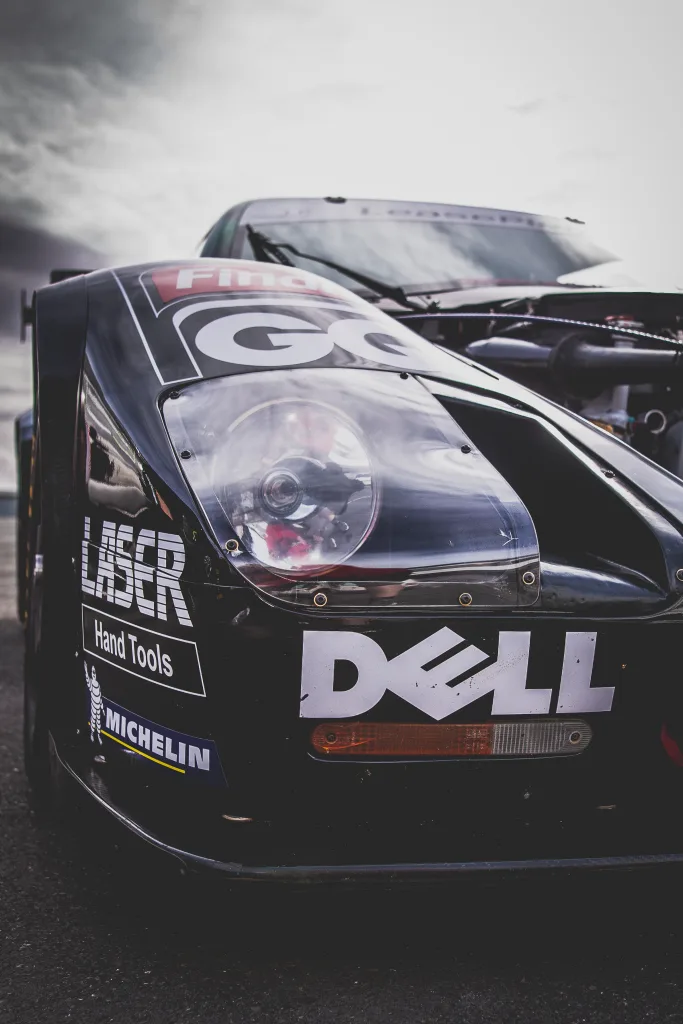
<box><xmin>201</xmin><ymin>197</ymin><xmax>683</xmax><ymax>475</ymax></box>
<box><xmin>18</xmin><ymin>256</ymin><xmax>683</xmax><ymax>881</ymax></box>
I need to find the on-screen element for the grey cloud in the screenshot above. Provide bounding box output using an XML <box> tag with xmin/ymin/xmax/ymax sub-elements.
<box><xmin>507</xmin><ymin>99</ymin><xmax>545</xmax><ymax>116</ymax></box>
<box><xmin>0</xmin><ymin>0</ymin><xmax>216</xmax><ymax>229</ymax></box>
<box><xmin>0</xmin><ymin>0</ymin><xmax>218</xmax><ymax>320</ymax></box>
<box><xmin>0</xmin><ymin>0</ymin><xmax>186</xmax><ymax>320</ymax></box>
<box><xmin>0</xmin><ymin>0</ymin><xmax>208</xmax><ymax>77</ymax></box>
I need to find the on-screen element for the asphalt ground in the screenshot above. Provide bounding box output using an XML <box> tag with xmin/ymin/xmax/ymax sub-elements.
<box><xmin>3</xmin><ymin>519</ymin><xmax>683</xmax><ymax>1023</ymax></box>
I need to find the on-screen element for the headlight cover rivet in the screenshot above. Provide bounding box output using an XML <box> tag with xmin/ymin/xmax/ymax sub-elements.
<box><xmin>461</xmin><ymin>444</ymin><xmax>472</xmax><ymax>454</ymax></box>
<box><xmin>313</xmin><ymin>592</ymin><xmax>328</xmax><ymax>608</ymax></box>
<box><xmin>225</xmin><ymin>539</ymin><xmax>240</xmax><ymax>554</ymax></box>
<box><xmin>676</xmin><ymin>569</ymin><xmax>683</xmax><ymax>582</ymax></box>
<box><xmin>459</xmin><ymin>592</ymin><xmax>473</xmax><ymax>607</ymax></box>
<box><xmin>522</xmin><ymin>571</ymin><xmax>536</xmax><ymax>585</ymax></box>
<box><xmin>180</xmin><ymin>449</ymin><xmax>192</xmax><ymax>460</ymax></box>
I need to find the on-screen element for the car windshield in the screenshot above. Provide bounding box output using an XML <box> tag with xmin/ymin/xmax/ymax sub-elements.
<box><xmin>229</xmin><ymin>199</ymin><xmax>618</xmax><ymax>296</ymax></box>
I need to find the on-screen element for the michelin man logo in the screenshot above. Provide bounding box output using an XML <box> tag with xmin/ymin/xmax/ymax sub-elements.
<box><xmin>85</xmin><ymin>662</ymin><xmax>103</xmax><ymax>744</ymax></box>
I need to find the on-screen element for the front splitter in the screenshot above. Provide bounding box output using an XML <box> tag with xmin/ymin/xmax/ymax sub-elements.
<box><xmin>62</xmin><ymin>755</ymin><xmax>683</xmax><ymax>884</ymax></box>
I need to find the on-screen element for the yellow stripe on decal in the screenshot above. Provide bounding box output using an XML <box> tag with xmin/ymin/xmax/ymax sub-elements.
<box><xmin>101</xmin><ymin>729</ymin><xmax>186</xmax><ymax>773</ymax></box>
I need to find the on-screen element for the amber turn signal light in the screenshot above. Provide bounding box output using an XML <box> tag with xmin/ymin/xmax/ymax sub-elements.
<box><xmin>311</xmin><ymin>720</ymin><xmax>591</xmax><ymax>757</ymax></box>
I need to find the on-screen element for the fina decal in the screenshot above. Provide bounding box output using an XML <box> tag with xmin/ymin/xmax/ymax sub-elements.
<box><xmin>82</xmin><ymin>517</ymin><xmax>192</xmax><ymax>628</ymax></box>
<box><xmin>82</xmin><ymin>605</ymin><xmax>205</xmax><ymax>696</ymax></box>
<box><xmin>143</xmin><ymin>264</ymin><xmax>347</xmax><ymax>310</ymax></box>
<box><xmin>300</xmin><ymin>628</ymin><xmax>614</xmax><ymax>721</ymax></box>
<box><xmin>84</xmin><ymin>662</ymin><xmax>225</xmax><ymax>785</ymax></box>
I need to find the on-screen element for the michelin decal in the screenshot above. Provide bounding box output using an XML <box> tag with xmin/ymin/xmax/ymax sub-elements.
<box><xmin>84</xmin><ymin>662</ymin><xmax>224</xmax><ymax>785</ymax></box>
<box><xmin>300</xmin><ymin>628</ymin><xmax>614</xmax><ymax>721</ymax></box>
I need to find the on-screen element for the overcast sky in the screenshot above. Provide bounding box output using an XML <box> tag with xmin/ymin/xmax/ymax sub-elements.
<box><xmin>1</xmin><ymin>0</ymin><xmax>683</xmax><ymax>281</ymax></box>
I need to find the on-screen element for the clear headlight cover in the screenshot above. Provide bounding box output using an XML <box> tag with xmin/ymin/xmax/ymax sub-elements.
<box><xmin>163</xmin><ymin>368</ymin><xmax>539</xmax><ymax>610</ymax></box>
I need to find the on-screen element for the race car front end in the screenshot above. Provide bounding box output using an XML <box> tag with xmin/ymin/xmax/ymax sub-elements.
<box><xmin>31</xmin><ymin>260</ymin><xmax>683</xmax><ymax>881</ymax></box>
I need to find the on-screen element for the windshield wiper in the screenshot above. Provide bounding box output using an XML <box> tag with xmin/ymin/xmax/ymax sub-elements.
<box><xmin>244</xmin><ymin>224</ymin><xmax>425</xmax><ymax>311</ymax></box>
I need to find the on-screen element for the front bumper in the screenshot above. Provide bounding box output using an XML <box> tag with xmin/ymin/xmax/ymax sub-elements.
<box><xmin>62</xmin><ymin>742</ymin><xmax>683</xmax><ymax>884</ymax></box>
<box><xmin>70</xmin><ymin>593</ymin><xmax>683</xmax><ymax>883</ymax></box>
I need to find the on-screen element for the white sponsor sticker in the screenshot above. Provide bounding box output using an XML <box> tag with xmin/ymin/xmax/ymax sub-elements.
<box><xmin>300</xmin><ymin>628</ymin><xmax>613</xmax><ymax>720</ymax></box>
<box><xmin>173</xmin><ymin>303</ymin><xmax>426</xmax><ymax>370</ymax></box>
<box><xmin>82</xmin><ymin>516</ymin><xmax>192</xmax><ymax>628</ymax></box>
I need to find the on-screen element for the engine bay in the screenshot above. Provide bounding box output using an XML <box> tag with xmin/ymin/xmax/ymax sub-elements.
<box><xmin>410</xmin><ymin>289</ymin><xmax>683</xmax><ymax>476</ymax></box>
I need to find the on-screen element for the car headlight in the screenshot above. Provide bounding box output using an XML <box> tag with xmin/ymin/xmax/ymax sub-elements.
<box><xmin>214</xmin><ymin>397</ymin><xmax>377</xmax><ymax>573</ymax></box>
<box><xmin>163</xmin><ymin>368</ymin><xmax>539</xmax><ymax>610</ymax></box>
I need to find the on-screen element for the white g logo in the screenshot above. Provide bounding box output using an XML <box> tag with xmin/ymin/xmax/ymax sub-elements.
<box><xmin>195</xmin><ymin>313</ymin><xmax>332</xmax><ymax>366</ymax></box>
<box><xmin>189</xmin><ymin>308</ymin><xmax>416</xmax><ymax>368</ymax></box>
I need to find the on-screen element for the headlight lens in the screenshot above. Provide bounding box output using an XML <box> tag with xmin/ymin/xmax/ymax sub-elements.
<box><xmin>216</xmin><ymin>399</ymin><xmax>377</xmax><ymax>572</ymax></box>
<box><xmin>163</xmin><ymin>368</ymin><xmax>540</xmax><ymax>610</ymax></box>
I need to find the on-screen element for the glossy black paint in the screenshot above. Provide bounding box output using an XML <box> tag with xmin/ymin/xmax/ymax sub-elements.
<box><xmin>19</xmin><ymin>259</ymin><xmax>683</xmax><ymax>879</ymax></box>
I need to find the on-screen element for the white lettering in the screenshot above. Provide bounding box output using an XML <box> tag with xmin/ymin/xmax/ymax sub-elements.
<box><xmin>301</xmin><ymin>629</ymin><xmax>597</xmax><ymax>721</ymax></box>
<box><xmin>489</xmin><ymin>633</ymin><xmax>551</xmax><ymax>715</ymax></box>
<box><xmin>134</xmin><ymin>529</ymin><xmax>156</xmax><ymax>618</ymax></box>
<box><xmin>176</xmin><ymin>269</ymin><xmax>215</xmax><ymax>290</ymax></box>
<box><xmin>105</xmin><ymin>708</ymin><xmax>120</xmax><ymax>734</ymax></box>
<box><xmin>85</xmin><ymin>518</ymin><xmax>192</xmax><ymax>627</ymax></box>
<box><xmin>128</xmin><ymin>633</ymin><xmax>138</xmax><ymax>663</ymax></box>
<box><xmin>156</xmin><ymin>533</ymin><xmax>192</xmax><ymax>626</ymax></box>
<box><xmin>237</xmin><ymin>270</ymin><xmax>277</xmax><ymax>289</ymax></box>
<box><xmin>187</xmin><ymin>310</ymin><xmax>427</xmax><ymax>370</ymax></box>
<box><xmin>127</xmin><ymin>720</ymin><xmax>138</xmax><ymax>743</ymax></box>
<box><xmin>164</xmin><ymin>737</ymin><xmax>178</xmax><ymax>762</ymax></box>
<box><xmin>188</xmin><ymin>746</ymin><xmax>210</xmax><ymax>771</ymax></box>
<box><xmin>114</xmin><ymin>524</ymin><xmax>134</xmax><ymax>609</ymax></box>
<box><xmin>327</xmin><ymin>317</ymin><xmax>416</xmax><ymax>369</ymax></box>
<box><xmin>300</xmin><ymin>631</ymin><xmax>387</xmax><ymax>718</ymax></box>
<box><xmin>386</xmin><ymin>627</ymin><xmax>491</xmax><ymax>719</ymax></box>
<box><xmin>95</xmin><ymin>521</ymin><xmax>117</xmax><ymax>602</ymax></box>
<box><xmin>82</xmin><ymin>516</ymin><xmax>96</xmax><ymax>596</ymax></box>
<box><xmin>138</xmin><ymin>725</ymin><xmax>150</xmax><ymax>750</ymax></box>
<box><xmin>194</xmin><ymin>312</ymin><xmax>331</xmax><ymax>367</ymax></box>
<box><xmin>557</xmin><ymin>632</ymin><xmax>613</xmax><ymax>713</ymax></box>
<box><xmin>152</xmin><ymin>732</ymin><xmax>164</xmax><ymax>756</ymax></box>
